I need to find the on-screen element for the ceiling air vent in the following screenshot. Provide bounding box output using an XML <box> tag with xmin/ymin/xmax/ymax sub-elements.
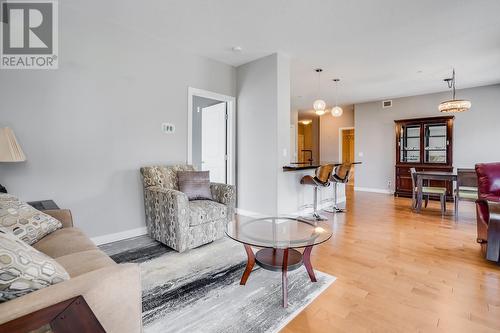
<box><xmin>382</xmin><ymin>100</ymin><xmax>393</xmax><ymax>108</ymax></box>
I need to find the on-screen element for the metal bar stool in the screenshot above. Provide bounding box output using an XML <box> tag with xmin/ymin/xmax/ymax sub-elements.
<box><xmin>324</xmin><ymin>163</ymin><xmax>352</xmax><ymax>213</ymax></box>
<box><xmin>300</xmin><ymin>164</ymin><xmax>334</xmax><ymax>220</ymax></box>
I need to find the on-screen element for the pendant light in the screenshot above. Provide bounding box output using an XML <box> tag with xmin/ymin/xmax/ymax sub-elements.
<box><xmin>438</xmin><ymin>68</ymin><xmax>471</xmax><ymax>113</ymax></box>
<box><xmin>331</xmin><ymin>78</ymin><xmax>343</xmax><ymax>117</ymax></box>
<box><xmin>313</xmin><ymin>69</ymin><xmax>326</xmax><ymax>116</ymax></box>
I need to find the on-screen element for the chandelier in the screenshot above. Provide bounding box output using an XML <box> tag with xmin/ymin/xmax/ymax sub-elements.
<box><xmin>438</xmin><ymin>69</ymin><xmax>471</xmax><ymax>113</ymax></box>
<box><xmin>313</xmin><ymin>69</ymin><xmax>326</xmax><ymax>116</ymax></box>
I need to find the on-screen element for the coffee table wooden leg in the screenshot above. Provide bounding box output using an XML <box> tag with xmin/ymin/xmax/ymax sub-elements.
<box><xmin>303</xmin><ymin>245</ymin><xmax>317</xmax><ymax>282</ymax></box>
<box><xmin>240</xmin><ymin>244</ymin><xmax>255</xmax><ymax>285</ymax></box>
<box><xmin>282</xmin><ymin>248</ymin><xmax>289</xmax><ymax>308</ymax></box>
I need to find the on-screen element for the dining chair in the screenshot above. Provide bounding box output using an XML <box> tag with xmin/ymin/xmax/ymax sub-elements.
<box><xmin>454</xmin><ymin>168</ymin><xmax>478</xmax><ymax>218</ymax></box>
<box><xmin>410</xmin><ymin>168</ymin><xmax>447</xmax><ymax>215</ymax></box>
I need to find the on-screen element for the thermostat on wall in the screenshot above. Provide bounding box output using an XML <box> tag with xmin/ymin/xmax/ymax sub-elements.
<box><xmin>161</xmin><ymin>123</ymin><xmax>175</xmax><ymax>134</ymax></box>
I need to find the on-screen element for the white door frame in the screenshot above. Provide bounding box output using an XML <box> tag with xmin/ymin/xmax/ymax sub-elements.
<box><xmin>338</xmin><ymin>127</ymin><xmax>355</xmax><ymax>162</ymax></box>
<box><xmin>187</xmin><ymin>87</ymin><xmax>236</xmax><ymax>185</ymax></box>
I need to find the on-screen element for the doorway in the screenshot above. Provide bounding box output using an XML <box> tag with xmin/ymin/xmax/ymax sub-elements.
<box><xmin>339</xmin><ymin>127</ymin><xmax>355</xmax><ymax>184</ymax></box>
<box><xmin>188</xmin><ymin>88</ymin><xmax>236</xmax><ymax>185</ymax></box>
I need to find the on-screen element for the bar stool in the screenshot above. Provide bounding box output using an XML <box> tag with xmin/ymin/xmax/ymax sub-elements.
<box><xmin>325</xmin><ymin>163</ymin><xmax>352</xmax><ymax>213</ymax></box>
<box><xmin>300</xmin><ymin>164</ymin><xmax>334</xmax><ymax>220</ymax></box>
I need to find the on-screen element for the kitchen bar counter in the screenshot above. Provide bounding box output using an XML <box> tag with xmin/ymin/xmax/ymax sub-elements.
<box><xmin>283</xmin><ymin>161</ymin><xmax>361</xmax><ymax>171</ymax></box>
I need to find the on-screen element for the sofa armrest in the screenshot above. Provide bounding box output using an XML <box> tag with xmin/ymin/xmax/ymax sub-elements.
<box><xmin>144</xmin><ymin>186</ymin><xmax>190</xmax><ymax>251</ymax></box>
<box><xmin>0</xmin><ymin>263</ymin><xmax>142</xmax><ymax>333</ymax></box>
<box><xmin>210</xmin><ymin>183</ymin><xmax>236</xmax><ymax>219</ymax></box>
<box><xmin>43</xmin><ymin>209</ymin><xmax>74</xmax><ymax>228</ymax></box>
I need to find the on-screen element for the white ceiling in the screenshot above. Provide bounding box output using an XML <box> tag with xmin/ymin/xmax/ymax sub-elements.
<box><xmin>68</xmin><ymin>0</ymin><xmax>500</xmax><ymax>109</ymax></box>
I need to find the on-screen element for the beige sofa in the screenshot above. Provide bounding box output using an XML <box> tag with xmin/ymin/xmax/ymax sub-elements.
<box><xmin>0</xmin><ymin>209</ymin><xmax>142</xmax><ymax>332</ymax></box>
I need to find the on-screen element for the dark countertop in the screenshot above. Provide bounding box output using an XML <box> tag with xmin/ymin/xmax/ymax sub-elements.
<box><xmin>283</xmin><ymin>161</ymin><xmax>362</xmax><ymax>171</ymax></box>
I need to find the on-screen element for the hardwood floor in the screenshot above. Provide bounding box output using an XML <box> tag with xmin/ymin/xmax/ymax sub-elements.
<box><xmin>281</xmin><ymin>188</ymin><xmax>500</xmax><ymax>333</ymax></box>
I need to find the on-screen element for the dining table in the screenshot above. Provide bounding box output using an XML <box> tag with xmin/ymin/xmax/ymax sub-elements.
<box><xmin>415</xmin><ymin>170</ymin><xmax>457</xmax><ymax>214</ymax></box>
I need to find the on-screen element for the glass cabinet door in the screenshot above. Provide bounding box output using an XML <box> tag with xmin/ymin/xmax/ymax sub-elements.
<box><xmin>424</xmin><ymin>123</ymin><xmax>447</xmax><ymax>163</ymax></box>
<box><xmin>399</xmin><ymin>125</ymin><xmax>420</xmax><ymax>163</ymax></box>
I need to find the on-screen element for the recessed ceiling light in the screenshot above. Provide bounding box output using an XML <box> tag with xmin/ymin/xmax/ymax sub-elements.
<box><xmin>232</xmin><ymin>46</ymin><xmax>243</xmax><ymax>53</ymax></box>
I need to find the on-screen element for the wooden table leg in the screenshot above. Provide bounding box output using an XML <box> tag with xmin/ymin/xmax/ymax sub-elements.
<box><xmin>303</xmin><ymin>245</ymin><xmax>317</xmax><ymax>282</ymax></box>
<box><xmin>282</xmin><ymin>248</ymin><xmax>289</xmax><ymax>308</ymax></box>
<box><xmin>240</xmin><ymin>244</ymin><xmax>255</xmax><ymax>285</ymax></box>
<box><xmin>417</xmin><ymin>175</ymin><xmax>423</xmax><ymax>213</ymax></box>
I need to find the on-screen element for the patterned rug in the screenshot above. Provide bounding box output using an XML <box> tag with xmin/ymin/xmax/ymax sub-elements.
<box><xmin>100</xmin><ymin>236</ymin><xmax>336</xmax><ymax>333</ymax></box>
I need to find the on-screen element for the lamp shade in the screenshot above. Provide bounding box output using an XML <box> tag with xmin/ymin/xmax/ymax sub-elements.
<box><xmin>0</xmin><ymin>128</ymin><xmax>26</xmax><ymax>162</ymax></box>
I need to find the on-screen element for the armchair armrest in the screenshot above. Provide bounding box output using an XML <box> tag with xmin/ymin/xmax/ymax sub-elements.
<box><xmin>486</xmin><ymin>201</ymin><xmax>500</xmax><ymax>262</ymax></box>
<box><xmin>210</xmin><ymin>183</ymin><xmax>236</xmax><ymax>218</ymax></box>
<box><xmin>143</xmin><ymin>186</ymin><xmax>190</xmax><ymax>251</ymax></box>
<box><xmin>43</xmin><ymin>209</ymin><xmax>74</xmax><ymax>228</ymax></box>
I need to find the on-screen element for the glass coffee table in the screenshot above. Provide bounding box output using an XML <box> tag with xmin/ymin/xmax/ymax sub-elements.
<box><xmin>226</xmin><ymin>217</ymin><xmax>333</xmax><ymax>307</ymax></box>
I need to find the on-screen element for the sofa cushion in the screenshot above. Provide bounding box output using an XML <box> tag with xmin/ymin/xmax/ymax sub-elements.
<box><xmin>0</xmin><ymin>198</ymin><xmax>62</xmax><ymax>245</ymax></box>
<box><xmin>141</xmin><ymin>165</ymin><xmax>195</xmax><ymax>190</ymax></box>
<box><xmin>56</xmin><ymin>250</ymin><xmax>115</xmax><ymax>277</ymax></box>
<box><xmin>0</xmin><ymin>229</ymin><xmax>69</xmax><ymax>302</ymax></box>
<box><xmin>33</xmin><ymin>228</ymin><xmax>97</xmax><ymax>258</ymax></box>
<box><xmin>178</xmin><ymin>171</ymin><xmax>213</xmax><ymax>200</ymax></box>
<box><xmin>189</xmin><ymin>200</ymin><xmax>227</xmax><ymax>226</ymax></box>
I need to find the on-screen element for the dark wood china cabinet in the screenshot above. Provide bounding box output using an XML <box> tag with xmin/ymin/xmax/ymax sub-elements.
<box><xmin>394</xmin><ymin>116</ymin><xmax>454</xmax><ymax>198</ymax></box>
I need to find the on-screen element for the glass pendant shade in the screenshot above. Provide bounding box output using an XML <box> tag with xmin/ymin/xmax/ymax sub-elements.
<box><xmin>438</xmin><ymin>99</ymin><xmax>471</xmax><ymax>113</ymax></box>
<box><xmin>331</xmin><ymin>106</ymin><xmax>343</xmax><ymax>117</ymax></box>
<box><xmin>313</xmin><ymin>99</ymin><xmax>326</xmax><ymax>114</ymax></box>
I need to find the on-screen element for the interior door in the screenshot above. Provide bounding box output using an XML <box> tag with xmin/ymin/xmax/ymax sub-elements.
<box><xmin>201</xmin><ymin>102</ymin><xmax>227</xmax><ymax>183</ymax></box>
<box><xmin>342</xmin><ymin>129</ymin><xmax>354</xmax><ymax>163</ymax></box>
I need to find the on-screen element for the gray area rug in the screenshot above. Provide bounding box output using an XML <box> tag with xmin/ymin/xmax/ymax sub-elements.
<box><xmin>101</xmin><ymin>236</ymin><xmax>336</xmax><ymax>333</ymax></box>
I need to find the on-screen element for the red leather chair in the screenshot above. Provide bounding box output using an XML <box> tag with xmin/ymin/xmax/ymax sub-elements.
<box><xmin>475</xmin><ymin>162</ymin><xmax>500</xmax><ymax>261</ymax></box>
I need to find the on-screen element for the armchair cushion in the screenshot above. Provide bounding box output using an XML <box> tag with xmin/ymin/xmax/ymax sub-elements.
<box><xmin>189</xmin><ymin>200</ymin><xmax>227</xmax><ymax>226</ymax></box>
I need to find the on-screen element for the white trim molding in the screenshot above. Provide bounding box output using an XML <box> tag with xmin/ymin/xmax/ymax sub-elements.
<box><xmin>354</xmin><ymin>187</ymin><xmax>393</xmax><ymax>194</ymax></box>
<box><xmin>91</xmin><ymin>226</ymin><xmax>148</xmax><ymax>246</ymax></box>
<box><xmin>187</xmin><ymin>87</ymin><xmax>236</xmax><ymax>186</ymax></box>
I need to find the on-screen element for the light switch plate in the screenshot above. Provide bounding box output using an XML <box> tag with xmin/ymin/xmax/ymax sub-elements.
<box><xmin>161</xmin><ymin>123</ymin><xmax>175</xmax><ymax>134</ymax></box>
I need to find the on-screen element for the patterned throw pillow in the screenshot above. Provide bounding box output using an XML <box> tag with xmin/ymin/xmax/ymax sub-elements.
<box><xmin>0</xmin><ymin>228</ymin><xmax>69</xmax><ymax>302</ymax></box>
<box><xmin>0</xmin><ymin>198</ymin><xmax>62</xmax><ymax>245</ymax></box>
<box><xmin>177</xmin><ymin>171</ymin><xmax>213</xmax><ymax>200</ymax></box>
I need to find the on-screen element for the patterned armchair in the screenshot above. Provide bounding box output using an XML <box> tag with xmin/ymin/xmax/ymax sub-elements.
<box><xmin>140</xmin><ymin>165</ymin><xmax>236</xmax><ymax>253</ymax></box>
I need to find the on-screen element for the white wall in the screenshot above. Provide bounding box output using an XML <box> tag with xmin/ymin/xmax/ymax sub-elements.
<box><xmin>0</xmin><ymin>5</ymin><xmax>236</xmax><ymax>238</ymax></box>
<box><xmin>319</xmin><ymin>105</ymin><xmax>355</xmax><ymax>162</ymax></box>
<box><xmin>236</xmin><ymin>54</ymin><xmax>281</xmax><ymax>215</ymax></box>
<box><xmin>354</xmin><ymin>84</ymin><xmax>500</xmax><ymax>192</ymax></box>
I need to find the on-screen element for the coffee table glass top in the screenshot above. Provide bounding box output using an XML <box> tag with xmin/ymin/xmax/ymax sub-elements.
<box><xmin>226</xmin><ymin>217</ymin><xmax>333</xmax><ymax>249</ymax></box>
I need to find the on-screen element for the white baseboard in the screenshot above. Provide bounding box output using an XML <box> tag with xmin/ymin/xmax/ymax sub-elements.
<box><xmin>91</xmin><ymin>226</ymin><xmax>148</xmax><ymax>246</ymax></box>
<box><xmin>354</xmin><ymin>187</ymin><xmax>392</xmax><ymax>194</ymax></box>
<box><xmin>235</xmin><ymin>208</ymin><xmax>268</xmax><ymax>217</ymax></box>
